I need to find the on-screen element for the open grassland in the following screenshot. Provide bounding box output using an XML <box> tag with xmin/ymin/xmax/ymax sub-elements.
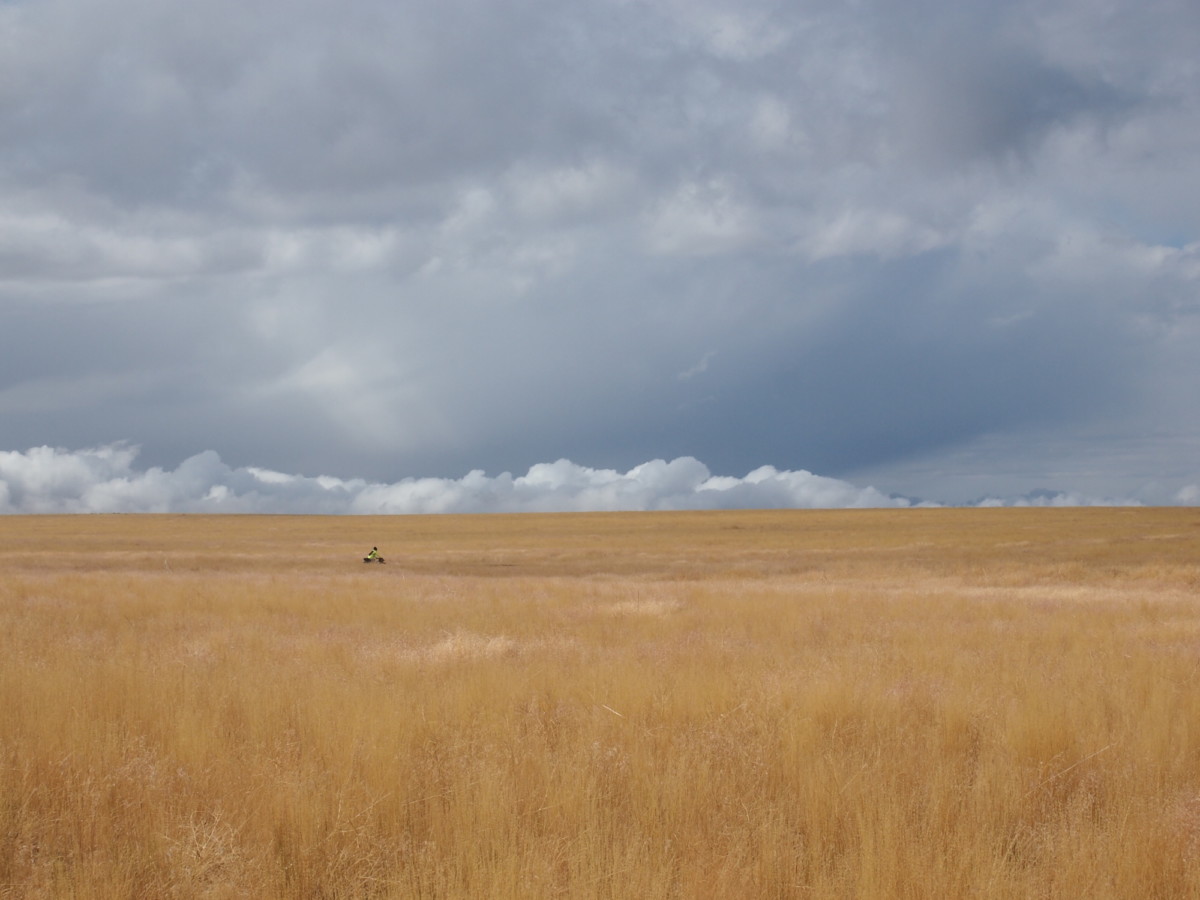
<box><xmin>2</xmin><ymin>508</ymin><xmax>1200</xmax><ymax>898</ymax></box>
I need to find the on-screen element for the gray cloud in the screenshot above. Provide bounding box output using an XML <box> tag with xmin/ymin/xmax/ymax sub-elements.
<box><xmin>1</xmin><ymin>0</ymin><xmax>1199</xmax><ymax>504</ymax></box>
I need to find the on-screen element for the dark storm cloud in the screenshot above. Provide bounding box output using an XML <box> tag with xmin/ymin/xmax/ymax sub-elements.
<box><xmin>874</xmin><ymin>0</ymin><xmax>1134</xmax><ymax>167</ymax></box>
<box><xmin>890</xmin><ymin>44</ymin><xmax>1127</xmax><ymax>167</ymax></box>
<box><xmin>1</xmin><ymin>0</ymin><xmax>1198</xmax><ymax>506</ymax></box>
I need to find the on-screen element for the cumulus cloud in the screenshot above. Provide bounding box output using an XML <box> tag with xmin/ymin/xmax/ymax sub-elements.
<box><xmin>0</xmin><ymin>445</ymin><xmax>917</xmax><ymax>514</ymax></box>
<box><xmin>1</xmin><ymin>445</ymin><xmax>1191</xmax><ymax>515</ymax></box>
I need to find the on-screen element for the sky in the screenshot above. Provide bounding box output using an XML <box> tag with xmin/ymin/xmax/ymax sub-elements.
<box><xmin>1</xmin><ymin>0</ymin><xmax>1199</xmax><ymax>513</ymax></box>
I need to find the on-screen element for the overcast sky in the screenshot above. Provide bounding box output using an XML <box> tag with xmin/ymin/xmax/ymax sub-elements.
<box><xmin>2</xmin><ymin>0</ymin><xmax>1198</xmax><ymax>513</ymax></box>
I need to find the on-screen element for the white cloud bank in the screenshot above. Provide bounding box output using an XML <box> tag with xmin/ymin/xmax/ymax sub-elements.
<box><xmin>0</xmin><ymin>445</ymin><xmax>1194</xmax><ymax>514</ymax></box>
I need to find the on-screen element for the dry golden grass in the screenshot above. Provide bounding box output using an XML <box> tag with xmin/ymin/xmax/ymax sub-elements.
<box><xmin>1</xmin><ymin>508</ymin><xmax>1199</xmax><ymax>898</ymax></box>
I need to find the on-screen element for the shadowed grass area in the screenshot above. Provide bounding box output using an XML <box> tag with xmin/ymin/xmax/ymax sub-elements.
<box><xmin>2</xmin><ymin>509</ymin><xmax>1199</xmax><ymax>897</ymax></box>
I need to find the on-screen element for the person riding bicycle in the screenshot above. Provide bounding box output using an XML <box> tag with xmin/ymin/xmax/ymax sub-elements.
<box><xmin>364</xmin><ymin>546</ymin><xmax>381</xmax><ymax>562</ymax></box>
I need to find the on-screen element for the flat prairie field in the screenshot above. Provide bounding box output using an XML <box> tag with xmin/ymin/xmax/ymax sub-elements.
<box><xmin>2</xmin><ymin>509</ymin><xmax>1200</xmax><ymax>899</ymax></box>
